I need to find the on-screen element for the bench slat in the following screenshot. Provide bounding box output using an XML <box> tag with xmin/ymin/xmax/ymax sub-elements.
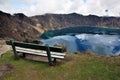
<box><xmin>16</xmin><ymin>49</ymin><xmax>65</xmax><ymax>59</ymax></box>
<box><xmin>16</xmin><ymin>47</ymin><xmax>66</xmax><ymax>56</ymax></box>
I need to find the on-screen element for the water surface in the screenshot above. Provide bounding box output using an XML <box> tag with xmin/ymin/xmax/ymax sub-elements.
<box><xmin>42</xmin><ymin>34</ymin><xmax>120</xmax><ymax>56</ymax></box>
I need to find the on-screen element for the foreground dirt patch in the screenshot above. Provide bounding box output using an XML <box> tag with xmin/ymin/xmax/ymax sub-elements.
<box><xmin>0</xmin><ymin>45</ymin><xmax>11</xmax><ymax>56</ymax></box>
<box><xmin>0</xmin><ymin>64</ymin><xmax>14</xmax><ymax>79</ymax></box>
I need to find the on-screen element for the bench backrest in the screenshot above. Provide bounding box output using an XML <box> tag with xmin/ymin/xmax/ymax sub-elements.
<box><xmin>6</xmin><ymin>40</ymin><xmax>63</xmax><ymax>52</ymax></box>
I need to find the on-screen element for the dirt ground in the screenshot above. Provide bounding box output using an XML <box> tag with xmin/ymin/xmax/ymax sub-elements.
<box><xmin>0</xmin><ymin>64</ymin><xmax>14</xmax><ymax>79</ymax></box>
<box><xmin>0</xmin><ymin>40</ymin><xmax>11</xmax><ymax>57</ymax></box>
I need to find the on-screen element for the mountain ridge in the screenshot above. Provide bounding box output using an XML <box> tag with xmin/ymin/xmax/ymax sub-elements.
<box><xmin>0</xmin><ymin>10</ymin><xmax>120</xmax><ymax>41</ymax></box>
<box><xmin>31</xmin><ymin>13</ymin><xmax>120</xmax><ymax>29</ymax></box>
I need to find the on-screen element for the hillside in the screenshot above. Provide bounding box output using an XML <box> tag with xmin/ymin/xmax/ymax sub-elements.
<box><xmin>0</xmin><ymin>11</ymin><xmax>40</xmax><ymax>41</ymax></box>
<box><xmin>0</xmin><ymin>11</ymin><xmax>120</xmax><ymax>40</ymax></box>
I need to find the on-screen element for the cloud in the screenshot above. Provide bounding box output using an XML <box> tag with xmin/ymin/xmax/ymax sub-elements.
<box><xmin>0</xmin><ymin>0</ymin><xmax>8</xmax><ymax>4</ymax></box>
<box><xmin>0</xmin><ymin>0</ymin><xmax>120</xmax><ymax>16</ymax></box>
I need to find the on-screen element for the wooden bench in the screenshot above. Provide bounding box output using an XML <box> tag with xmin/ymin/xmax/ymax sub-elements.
<box><xmin>6</xmin><ymin>40</ymin><xmax>66</xmax><ymax>65</ymax></box>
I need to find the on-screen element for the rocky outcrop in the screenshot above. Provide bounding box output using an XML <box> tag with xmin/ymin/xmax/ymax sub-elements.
<box><xmin>0</xmin><ymin>11</ymin><xmax>40</xmax><ymax>41</ymax></box>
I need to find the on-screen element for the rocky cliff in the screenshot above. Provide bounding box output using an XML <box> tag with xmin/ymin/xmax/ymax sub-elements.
<box><xmin>0</xmin><ymin>11</ymin><xmax>40</xmax><ymax>41</ymax></box>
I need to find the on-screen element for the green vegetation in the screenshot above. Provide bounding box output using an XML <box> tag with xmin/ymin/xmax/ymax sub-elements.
<box><xmin>1</xmin><ymin>51</ymin><xmax>120</xmax><ymax>80</ymax></box>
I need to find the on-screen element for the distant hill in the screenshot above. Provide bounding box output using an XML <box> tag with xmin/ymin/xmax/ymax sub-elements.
<box><xmin>0</xmin><ymin>11</ymin><xmax>120</xmax><ymax>40</ymax></box>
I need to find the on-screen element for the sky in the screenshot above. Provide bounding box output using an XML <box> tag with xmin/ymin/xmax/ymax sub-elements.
<box><xmin>0</xmin><ymin>0</ymin><xmax>120</xmax><ymax>16</ymax></box>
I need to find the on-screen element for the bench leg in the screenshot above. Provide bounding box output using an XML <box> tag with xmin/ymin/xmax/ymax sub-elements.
<box><xmin>23</xmin><ymin>53</ymin><xmax>26</xmax><ymax>57</ymax></box>
<box><xmin>49</xmin><ymin>58</ymin><xmax>57</xmax><ymax>66</ymax></box>
<box><xmin>49</xmin><ymin>62</ymin><xmax>54</xmax><ymax>66</ymax></box>
<box><xmin>46</xmin><ymin>44</ymin><xmax>53</xmax><ymax>66</ymax></box>
<box><xmin>10</xmin><ymin>40</ymin><xmax>19</xmax><ymax>60</ymax></box>
<box><xmin>53</xmin><ymin>58</ymin><xmax>56</xmax><ymax>63</ymax></box>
